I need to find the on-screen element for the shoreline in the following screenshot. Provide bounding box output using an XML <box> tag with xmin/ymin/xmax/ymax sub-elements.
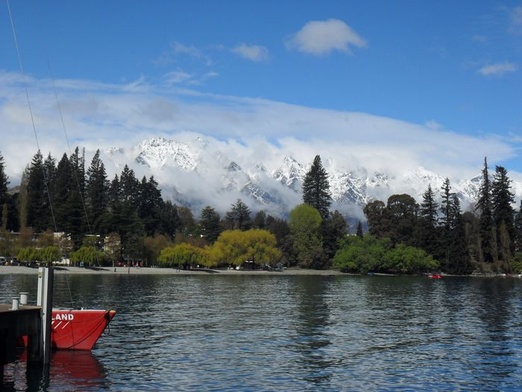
<box><xmin>2</xmin><ymin>265</ymin><xmax>513</xmax><ymax>278</ymax></box>
<box><xmin>0</xmin><ymin>265</ymin><xmax>345</xmax><ymax>276</ymax></box>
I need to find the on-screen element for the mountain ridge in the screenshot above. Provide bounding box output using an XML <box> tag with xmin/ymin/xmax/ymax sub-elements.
<box><xmin>101</xmin><ymin>135</ymin><xmax>522</xmax><ymax>220</ymax></box>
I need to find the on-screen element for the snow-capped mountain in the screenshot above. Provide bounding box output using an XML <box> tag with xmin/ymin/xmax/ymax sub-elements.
<box><xmin>102</xmin><ymin>136</ymin><xmax>522</xmax><ymax>220</ymax></box>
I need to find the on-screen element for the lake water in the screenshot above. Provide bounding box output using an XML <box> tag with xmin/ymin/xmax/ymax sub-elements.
<box><xmin>1</xmin><ymin>273</ymin><xmax>522</xmax><ymax>391</ymax></box>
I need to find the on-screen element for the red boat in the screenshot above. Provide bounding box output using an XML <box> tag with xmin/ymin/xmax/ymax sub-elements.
<box><xmin>51</xmin><ymin>309</ymin><xmax>116</xmax><ymax>350</ymax></box>
<box><xmin>24</xmin><ymin>309</ymin><xmax>116</xmax><ymax>350</ymax></box>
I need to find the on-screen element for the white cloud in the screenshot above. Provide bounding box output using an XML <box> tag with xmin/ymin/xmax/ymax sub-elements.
<box><xmin>232</xmin><ymin>44</ymin><xmax>269</xmax><ymax>62</ymax></box>
<box><xmin>155</xmin><ymin>41</ymin><xmax>213</xmax><ymax>67</ymax></box>
<box><xmin>0</xmin><ymin>71</ymin><xmax>518</xmax><ymax>186</ymax></box>
<box><xmin>285</xmin><ymin>19</ymin><xmax>367</xmax><ymax>55</ymax></box>
<box><xmin>164</xmin><ymin>70</ymin><xmax>193</xmax><ymax>84</ymax></box>
<box><xmin>510</xmin><ymin>6</ymin><xmax>522</xmax><ymax>35</ymax></box>
<box><xmin>478</xmin><ymin>62</ymin><xmax>518</xmax><ymax>76</ymax></box>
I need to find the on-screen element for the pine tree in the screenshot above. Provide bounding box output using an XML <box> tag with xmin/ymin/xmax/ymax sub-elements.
<box><xmin>137</xmin><ymin>176</ymin><xmax>164</xmax><ymax>236</ymax></box>
<box><xmin>51</xmin><ymin>152</ymin><xmax>86</xmax><ymax>247</ymax></box>
<box><xmin>0</xmin><ymin>152</ymin><xmax>10</xmax><ymax>229</ymax></box>
<box><xmin>69</xmin><ymin>147</ymin><xmax>85</xmax><ymax>196</ymax></box>
<box><xmin>224</xmin><ymin>199</ymin><xmax>252</xmax><ymax>230</ymax></box>
<box><xmin>86</xmin><ymin>150</ymin><xmax>109</xmax><ymax>232</ymax></box>
<box><xmin>439</xmin><ymin>178</ymin><xmax>455</xmax><ymax>266</ymax></box>
<box><xmin>446</xmin><ymin>194</ymin><xmax>472</xmax><ymax>274</ymax></box>
<box><xmin>418</xmin><ymin>184</ymin><xmax>439</xmax><ymax>255</ymax></box>
<box><xmin>199</xmin><ymin>206</ymin><xmax>222</xmax><ymax>244</ymax></box>
<box><xmin>321</xmin><ymin>210</ymin><xmax>347</xmax><ymax>264</ymax></box>
<box><xmin>26</xmin><ymin>150</ymin><xmax>52</xmax><ymax>232</ymax></box>
<box><xmin>491</xmin><ymin>165</ymin><xmax>515</xmax><ymax>260</ymax></box>
<box><xmin>158</xmin><ymin>200</ymin><xmax>179</xmax><ymax>239</ymax></box>
<box><xmin>514</xmin><ymin>201</ymin><xmax>522</xmax><ymax>252</ymax></box>
<box><xmin>475</xmin><ymin>157</ymin><xmax>495</xmax><ymax>263</ymax></box>
<box><xmin>252</xmin><ymin>210</ymin><xmax>267</xmax><ymax>229</ymax></box>
<box><xmin>119</xmin><ymin>165</ymin><xmax>139</xmax><ymax>207</ymax></box>
<box><xmin>302</xmin><ymin>155</ymin><xmax>332</xmax><ymax>220</ymax></box>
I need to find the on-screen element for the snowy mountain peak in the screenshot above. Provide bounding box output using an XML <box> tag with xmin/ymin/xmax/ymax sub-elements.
<box><xmin>100</xmin><ymin>135</ymin><xmax>521</xmax><ymax>219</ymax></box>
<box><xmin>134</xmin><ymin>137</ymin><xmax>197</xmax><ymax>171</ymax></box>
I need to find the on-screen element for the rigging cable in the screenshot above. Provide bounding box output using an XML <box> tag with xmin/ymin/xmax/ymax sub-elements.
<box><xmin>6</xmin><ymin>0</ymin><xmax>57</xmax><ymax>232</ymax></box>
<box><xmin>6</xmin><ymin>0</ymin><xmax>98</xmax><ymax>309</ymax></box>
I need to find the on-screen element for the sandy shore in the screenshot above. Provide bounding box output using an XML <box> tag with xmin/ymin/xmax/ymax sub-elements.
<box><xmin>0</xmin><ymin>265</ymin><xmax>344</xmax><ymax>276</ymax></box>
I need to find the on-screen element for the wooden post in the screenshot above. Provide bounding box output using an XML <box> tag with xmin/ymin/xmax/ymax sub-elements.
<box><xmin>36</xmin><ymin>267</ymin><xmax>54</xmax><ymax>365</ymax></box>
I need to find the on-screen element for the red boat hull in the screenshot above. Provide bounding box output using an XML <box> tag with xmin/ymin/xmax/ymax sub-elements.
<box><xmin>23</xmin><ymin>309</ymin><xmax>116</xmax><ymax>350</ymax></box>
<box><xmin>50</xmin><ymin>309</ymin><xmax>116</xmax><ymax>350</ymax></box>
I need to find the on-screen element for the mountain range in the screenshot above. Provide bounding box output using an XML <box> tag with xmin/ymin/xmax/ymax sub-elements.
<box><xmin>101</xmin><ymin>135</ymin><xmax>522</xmax><ymax>222</ymax></box>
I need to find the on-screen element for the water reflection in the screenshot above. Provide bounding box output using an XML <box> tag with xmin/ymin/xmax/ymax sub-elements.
<box><xmin>471</xmin><ymin>278</ymin><xmax>520</xmax><ymax>387</ymax></box>
<box><xmin>2</xmin><ymin>350</ymin><xmax>108</xmax><ymax>392</ymax></box>
<box><xmin>291</xmin><ymin>276</ymin><xmax>334</xmax><ymax>387</ymax></box>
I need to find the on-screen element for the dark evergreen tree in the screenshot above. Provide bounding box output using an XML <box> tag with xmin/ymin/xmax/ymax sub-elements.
<box><xmin>440</xmin><ymin>179</ymin><xmax>452</xmax><ymax>231</ymax></box>
<box><xmin>252</xmin><ymin>210</ymin><xmax>267</xmax><ymax>229</ymax></box>
<box><xmin>302</xmin><ymin>155</ymin><xmax>332</xmax><ymax>220</ymax></box>
<box><xmin>119</xmin><ymin>165</ymin><xmax>139</xmax><ymax>207</ymax></box>
<box><xmin>108</xmin><ymin>175</ymin><xmax>120</xmax><ymax>206</ymax></box>
<box><xmin>491</xmin><ymin>165</ymin><xmax>515</xmax><ymax>265</ymax></box>
<box><xmin>51</xmin><ymin>152</ymin><xmax>85</xmax><ymax>247</ymax></box>
<box><xmin>418</xmin><ymin>184</ymin><xmax>440</xmax><ymax>256</ymax></box>
<box><xmin>439</xmin><ymin>178</ymin><xmax>456</xmax><ymax>266</ymax></box>
<box><xmin>86</xmin><ymin>150</ymin><xmax>109</xmax><ymax>232</ymax></box>
<box><xmin>356</xmin><ymin>221</ymin><xmax>364</xmax><ymax>238</ymax></box>
<box><xmin>43</xmin><ymin>153</ymin><xmax>57</xmax><ymax>230</ymax></box>
<box><xmin>475</xmin><ymin>157</ymin><xmax>495</xmax><ymax>264</ymax></box>
<box><xmin>462</xmin><ymin>211</ymin><xmax>481</xmax><ymax>267</ymax></box>
<box><xmin>321</xmin><ymin>210</ymin><xmax>347</xmax><ymax>264</ymax></box>
<box><xmin>224</xmin><ymin>199</ymin><xmax>252</xmax><ymax>230</ymax></box>
<box><xmin>514</xmin><ymin>201</ymin><xmax>522</xmax><ymax>252</ymax></box>
<box><xmin>54</xmin><ymin>153</ymin><xmax>72</xmax><ymax>229</ymax></box>
<box><xmin>177</xmin><ymin>206</ymin><xmax>197</xmax><ymax>236</ymax></box>
<box><xmin>446</xmin><ymin>194</ymin><xmax>472</xmax><ymax>274</ymax></box>
<box><xmin>363</xmin><ymin>200</ymin><xmax>391</xmax><ymax>238</ymax></box>
<box><xmin>0</xmin><ymin>152</ymin><xmax>8</xmax><ymax>206</ymax></box>
<box><xmin>100</xmin><ymin>166</ymin><xmax>145</xmax><ymax>257</ymax></box>
<box><xmin>101</xmin><ymin>200</ymin><xmax>144</xmax><ymax>261</ymax></box>
<box><xmin>199</xmin><ymin>206</ymin><xmax>222</xmax><ymax>244</ymax></box>
<box><xmin>137</xmin><ymin>176</ymin><xmax>164</xmax><ymax>236</ymax></box>
<box><xmin>69</xmin><ymin>147</ymin><xmax>86</xmax><ymax>197</ymax></box>
<box><xmin>386</xmin><ymin>194</ymin><xmax>418</xmax><ymax>246</ymax></box>
<box><xmin>265</xmin><ymin>215</ymin><xmax>291</xmax><ymax>247</ymax></box>
<box><xmin>158</xmin><ymin>200</ymin><xmax>179</xmax><ymax>239</ymax></box>
<box><xmin>26</xmin><ymin>151</ymin><xmax>52</xmax><ymax>232</ymax></box>
<box><xmin>0</xmin><ymin>152</ymin><xmax>9</xmax><ymax>229</ymax></box>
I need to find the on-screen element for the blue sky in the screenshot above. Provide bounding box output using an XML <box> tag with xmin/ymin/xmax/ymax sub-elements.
<box><xmin>1</xmin><ymin>0</ymin><xmax>521</xmax><ymax>185</ymax></box>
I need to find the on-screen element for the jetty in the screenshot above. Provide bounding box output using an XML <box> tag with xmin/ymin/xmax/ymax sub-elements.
<box><xmin>0</xmin><ymin>267</ymin><xmax>54</xmax><ymax>381</ymax></box>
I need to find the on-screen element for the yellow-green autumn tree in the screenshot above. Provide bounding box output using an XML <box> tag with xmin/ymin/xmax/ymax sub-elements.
<box><xmin>208</xmin><ymin>229</ymin><xmax>281</xmax><ymax>268</ymax></box>
<box><xmin>157</xmin><ymin>243</ymin><xmax>206</xmax><ymax>268</ymax></box>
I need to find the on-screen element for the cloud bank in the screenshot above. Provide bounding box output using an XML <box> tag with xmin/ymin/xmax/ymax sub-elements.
<box><xmin>0</xmin><ymin>70</ymin><xmax>519</xmax><ymax>187</ymax></box>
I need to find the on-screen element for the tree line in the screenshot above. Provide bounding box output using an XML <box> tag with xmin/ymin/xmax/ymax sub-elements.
<box><xmin>0</xmin><ymin>150</ymin><xmax>345</xmax><ymax>269</ymax></box>
<box><xmin>351</xmin><ymin>158</ymin><xmax>522</xmax><ymax>275</ymax></box>
<box><xmin>0</xmin><ymin>149</ymin><xmax>521</xmax><ymax>274</ymax></box>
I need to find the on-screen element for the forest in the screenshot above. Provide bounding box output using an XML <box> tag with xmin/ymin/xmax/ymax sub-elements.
<box><xmin>0</xmin><ymin>149</ymin><xmax>521</xmax><ymax>275</ymax></box>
